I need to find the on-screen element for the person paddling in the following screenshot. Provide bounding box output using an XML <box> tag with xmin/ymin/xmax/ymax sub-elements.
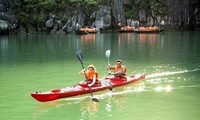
<box><xmin>107</xmin><ymin>59</ymin><xmax>127</xmax><ymax>80</ymax></box>
<box><xmin>79</xmin><ymin>64</ymin><xmax>101</xmax><ymax>87</ymax></box>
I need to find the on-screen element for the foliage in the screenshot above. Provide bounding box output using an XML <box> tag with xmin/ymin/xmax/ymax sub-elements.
<box><xmin>15</xmin><ymin>12</ymin><xmax>29</xmax><ymax>25</ymax></box>
<box><xmin>190</xmin><ymin>0</ymin><xmax>200</xmax><ymax>4</ymax></box>
<box><xmin>71</xmin><ymin>0</ymin><xmax>97</xmax><ymax>6</ymax></box>
<box><xmin>130</xmin><ymin>0</ymin><xmax>166</xmax><ymax>16</ymax></box>
<box><xmin>124</xmin><ymin>5</ymin><xmax>139</xmax><ymax>20</ymax></box>
<box><xmin>13</xmin><ymin>0</ymin><xmax>99</xmax><ymax>25</ymax></box>
<box><xmin>14</xmin><ymin>0</ymin><xmax>30</xmax><ymax>25</ymax></box>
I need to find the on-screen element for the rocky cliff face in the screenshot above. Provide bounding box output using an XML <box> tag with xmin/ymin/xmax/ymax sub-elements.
<box><xmin>0</xmin><ymin>0</ymin><xmax>199</xmax><ymax>34</ymax></box>
<box><xmin>0</xmin><ymin>0</ymin><xmax>18</xmax><ymax>34</ymax></box>
<box><xmin>62</xmin><ymin>0</ymin><xmax>127</xmax><ymax>32</ymax></box>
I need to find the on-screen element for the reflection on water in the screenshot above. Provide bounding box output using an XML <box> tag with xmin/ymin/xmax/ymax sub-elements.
<box><xmin>138</xmin><ymin>33</ymin><xmax>161</xmax><ymax>41</ymax></box>
<box><xmin>154</xmin><ymin>85</ymin><xmax>172</xmax><ymax>92</ymax></box>
<box><xmin>80</xmin><ymin>100</ymin><xmax>99</xmax><ymax>120</ymax></box>
<box><xmin>118</xmin><ymin>33</ymin><xmax>135</xmax><ymax>44</ymax></box>
<box><xmin>105</xmin><ymin>94</ymin><xmax>112</xmax><ymax>113</ymax></box>
<box><xmin>117</xmin><ymin>32</ymin><xmax>163</xmax><ymax>45</ymax></box>
<box><xmin>0</xmin><ymin>36</ymin><xmax>9</xmax><ymax>62</ymax></box>
<box><xmin>145</xmin><ymin>64</ymin><xmax>200</xmax><ymax>93</ymax></box>
<box><xmin>146</xmin><ymin>65</ymin><xmax>199</xmax><ymax>80</ymax></box>
<box><xmin>80</xmin><ymin>34</ymin><xmax>96</xmax><ymax>41</ymax></box>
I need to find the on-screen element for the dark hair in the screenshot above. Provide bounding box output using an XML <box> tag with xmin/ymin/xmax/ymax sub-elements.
<box><xmin>88</xmin><ymin>67</ymin><xmax>94</xmax><ymax>70</ymax></box>
<box><xmin>116</xmin><ymin>59</ymin><xmax>122</xmax><ymax>63</ymax></box>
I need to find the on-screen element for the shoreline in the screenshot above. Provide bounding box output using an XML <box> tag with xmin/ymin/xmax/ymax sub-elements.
<box><xmin>1</xmin><ymin>27</ymin><xmax>200</xmax><ymax>36</ymax></box>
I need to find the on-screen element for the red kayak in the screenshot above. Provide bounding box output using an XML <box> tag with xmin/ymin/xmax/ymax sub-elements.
<box><xmin>31</xmin><ymin>73</ymin><xmax>146</xmax><ymax>102</ymax></box>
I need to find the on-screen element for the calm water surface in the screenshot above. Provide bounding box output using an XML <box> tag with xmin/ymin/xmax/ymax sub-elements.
<box><xmin>0</xmin><ymin>31</ymin><xmax>200</xmax><ymax>120</ymax></box>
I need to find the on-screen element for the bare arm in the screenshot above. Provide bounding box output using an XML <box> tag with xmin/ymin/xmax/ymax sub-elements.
<box><xmin>107</xmin><ymin>65</ymin><xmax>115</xmax><ymax>70</ymax></box>
<box><xmin>88</xmin><ymin>75</ymin><xmax>96</xmax><ymax>87</ymax></box>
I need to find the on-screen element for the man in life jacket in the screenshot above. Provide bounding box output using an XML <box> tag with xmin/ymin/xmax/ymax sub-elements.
<box><xmin>79</xmin><ymin>65</ymin><xmax>101</xmax><ymax>87</ymax></box>
<box><xmin>107</xmin><ymin>59</ymin><xmax>127</xmax><ymax>80</ymax></box>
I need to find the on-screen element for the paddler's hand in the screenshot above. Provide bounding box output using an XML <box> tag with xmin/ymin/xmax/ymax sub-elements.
<box><xmin>79</xmin><ymin>69</ymin><xmax>86</xmax><ymax>75</ymax></box>
<box><xmin>108</xmin><ymin>72</ymin><xmax>114</xmax><ymax>75</ymax></box>
<box><xmin>107</xmin><ymin>64</ymin><xmax>111</xmax><ymax>69</ymax></box>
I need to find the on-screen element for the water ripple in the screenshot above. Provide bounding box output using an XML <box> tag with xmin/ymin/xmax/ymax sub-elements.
<box><xmin>146</xmin><ymin>68</ymin><xmax>199</xmax><ymax>79</ymax></box>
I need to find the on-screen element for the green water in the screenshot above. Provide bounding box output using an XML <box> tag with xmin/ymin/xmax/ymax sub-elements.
<box><xmin>0</xmin><ymin>31</ymin><xmax>200</xmax><ymax>120</ymax></box>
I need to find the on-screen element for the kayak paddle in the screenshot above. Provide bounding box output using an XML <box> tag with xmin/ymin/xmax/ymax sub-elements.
<box><xmin>105</xmin><ymin>50</ymin><xmax>111</xmax><ymax>70</ymax></box>
<box><xmin>105</xmin><ymin>50</ymin><xmax>113</xmax><ymax>91</ymax></box>
<box><xmin>76</xmin><ymin>50</ymin><xmax>99</xmax><ymax>102</ymax></box>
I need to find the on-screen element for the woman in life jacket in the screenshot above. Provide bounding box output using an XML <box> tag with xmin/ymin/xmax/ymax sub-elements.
<box><xmin>107</xmin><ymin>59</ymin><xmax>127</xmax><ymax>80</ymax></box>
<box><xmin>79</xmin><ymin>65</ymin><xmax>101</xmax><ymax>87</ymax></box>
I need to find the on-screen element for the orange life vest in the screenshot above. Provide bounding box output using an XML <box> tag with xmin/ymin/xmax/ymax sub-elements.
<box><xmin>86</xmin><ymin>71</ymin><xmax>100</xmax><ymax>86</ymax></box>
<box><xmin>114</xmin><ymin>65</ymin><xmax>127</xmax><ymax>78</ymax></box>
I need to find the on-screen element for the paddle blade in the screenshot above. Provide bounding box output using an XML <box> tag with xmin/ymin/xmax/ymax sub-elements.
<box><xmin>76</xmin><ymin>50</ymin><xmax>83</xmax><ymax>62</ymax></box>
<box><xmin>92</xmin><ymin>97</ymin><xmax>99</xmax><ymax>102</ymax></box>
<box><xmin>105</xmin><ymin>50</ymin><xmax>111</xmax><ymax>58</ymax></box>
<box><xmin>109</xmin><ymin>81</ymin><xmax>113</xmax><ymax>91</ymax></box>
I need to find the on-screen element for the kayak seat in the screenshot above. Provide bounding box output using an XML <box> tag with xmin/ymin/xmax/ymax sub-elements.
<box><xmin>111</xmin><ymin>76</ymin><xmax>127</xmax><ymax>80</ymax></box>
<box><xmin>51</xmin><ymin>89</ymin><xmax>61</xmax><ymax>93</ymax></box>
